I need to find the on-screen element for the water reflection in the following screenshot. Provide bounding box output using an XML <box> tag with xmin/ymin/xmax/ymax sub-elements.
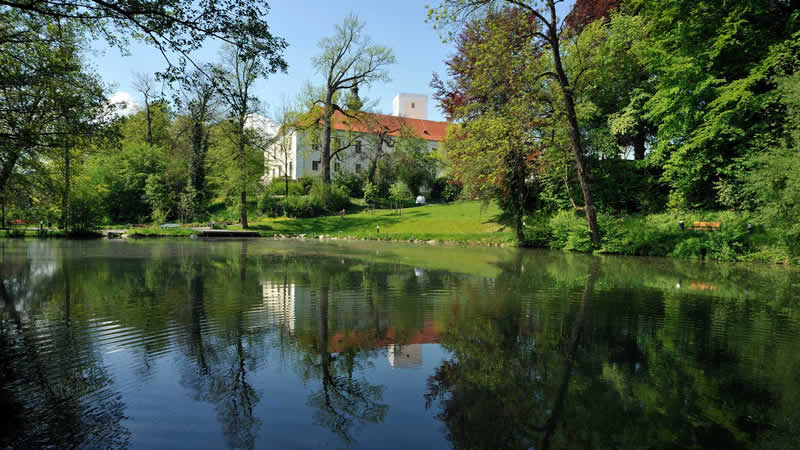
<box><xmin>0</xmin><ymin>240</ymin><xmax>799</xmax><ymax>448</ymax></box>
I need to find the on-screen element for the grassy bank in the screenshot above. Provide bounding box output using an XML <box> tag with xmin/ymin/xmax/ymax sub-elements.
<box><xmin>4</xmin><ymin>201</ymin><xmax>796</xmax><ymax>265</ymax></box>
<box><xmin>527</xmin><ymin>209</ymin><xmax>797</xmax><ymax>265</ymax></box>
<box><xmin>246</xmin><ymin>201</ymin><xmax>516</xmax><ymax>245</ymax></box>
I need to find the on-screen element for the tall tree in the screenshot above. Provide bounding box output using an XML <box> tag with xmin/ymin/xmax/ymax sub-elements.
<box><xmin>178</xmin><ymin>67</ymin><xmax>218</xmax><ymax>213</ymax></box>
<box><xmin>309</xmin><ymin>13</ymin><xmax>395</xmax><ymax>183</ymax></box>
<box><xmin>429</xmin><ymin>0</ymin><xmax>601</xmax><ymax>244</ymax></box>
<box><xmin>215</xmin><ymin>35</ymin><xmax>286</xmax><ymax>228</ymax></box>
<box><xmin>133</xmin><ymin>73</ymin><xmax>158</xmax><ymax>145</ymax></box>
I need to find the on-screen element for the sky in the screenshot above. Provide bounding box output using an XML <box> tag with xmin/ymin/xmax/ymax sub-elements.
<box><xmin>91</xmin><ymin>0</ymin><xmax>454</xmax><ymax>122</ymax></box>
<box><xmin>91</xmin><ymin>0</ymin><xmax>576</xmax><ymax>123</ymax></box>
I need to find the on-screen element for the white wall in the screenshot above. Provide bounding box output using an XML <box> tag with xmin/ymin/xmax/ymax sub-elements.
<box><xmin>392</xmin><ymin>93</ymin><xmax>428</xmax><ymax>120</ymax></box>
<box><xmin>264</xmin><ymin>128</ymin><xmax>442</xmax><ymax>181</ymax></box>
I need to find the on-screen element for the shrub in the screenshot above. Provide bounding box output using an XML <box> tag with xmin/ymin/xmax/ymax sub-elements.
<box><xmin>333</xmin><ymin>172</ymin><xmax>364</xmax><ymax>198</ymax></box>
<box><xmin>258</xmin><ymin>194</ymin><xmax>283</xmax><ymax>217</ymax></box>
<box><xmin>309</xmin><ymin>181</ymin><xmax>350</xmax><ymax>212</ymax></box>
<box><xmin>389</xmin><ymin>181</ymin><xmax>414</xmax><ymax>205</ymax></box>
<box><xmin>363</xmin><ymin>182</ymin><xmax>381</xmax><ymax>205</ymax></box>
<box><xmin>431</xmin><ymin>176</ymin><xmax>462</xmax><ymax>202</ymax></box>
<box><xmin>267</xmin><ymin>178</ymin><xmax>304</xmax><ymax>196</ymax></box>
<box><xmin>297</xmin><ymin>176</ymin><xmax>315</xmax><ymax>195</ymax></box>
<box><xmin>67</xmin><ymin>180</ymin><xmax>104</xmax><ymax>234</ymax></box>
<box><xmin>549</xmin><ymin>210</ymin><xmax>593</xmax><ymax>252</ymax></box>
<box><xmin>284</xmin><ymin>196</ymin><xmax>318</xmax><ymax>218</ymax></box>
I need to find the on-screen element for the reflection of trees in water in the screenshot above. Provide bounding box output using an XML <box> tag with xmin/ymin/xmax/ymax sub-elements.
<box><xmin>425</xmin><ymin>260</ymin><xmax>597</xmax><ymax>449</ymax></box>
<box><xmin>426</xmin><ymin>254</ymin><xmax>800</xmax><ymax>449</ymax></box>
<box><xmin>303</xmin><ymin>279</ymin><xmax>388</xmax><ymax>444</ymax></box>
<box><xmin>0</xmin><ymin>248</ymin><xmax>128</xmax><ymax>448</ymax></box>
<box><xmin>176</xmin><ymin>243</ymin><xmax>264</xmax><ymax>450</ymax></box>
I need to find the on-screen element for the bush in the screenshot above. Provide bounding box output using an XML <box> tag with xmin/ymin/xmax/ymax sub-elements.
<box><xmin>389</xmin><ymin>181</ymin><xmax>414</xmax><ymax>205</ymax></box>
<box><xmin>309</xmin><ymin>181</ymin><xmax>350</xmax><ymax>212</ymax></box>
<box><xmin>258</xmin><ymin>194</ymin><xmax>283</xmax><ymax>217</ymax></box>
<box><xmin>548</xmin><ymin>210</ymin><xmax>593</xmax><ymax>252</ymax></box>
<box><xmin>333</xmin><ymin>172</ymin><xmax>364</xmax><ymax>198</ymax></box>
<box><xmin>67</xmin><ymin>180</ymin><xmax>104</xmax><ymax>234</ymax></box>
<box><xmin>431</xmin><ymin>176</ymin><xmax>462</xmax><ymax>202</ymax></box>
<box><xmin>297</xmin><ymin>176</ymin><xmax>315</xmax><ymax>195</ymax></box>
<box><xmin>267</xmin><ymin>178</ymin><xmax>304</xmax><ymax>196</ymax></box>
<box><xmin>363</xmin><ymin>182</ymin><xmax>381</xmax><ymax>205</ymax></box>
<box><xmin>284</xmin><ymin>196</ymin><xmax>318</xmax><ymax>218</ymax></box>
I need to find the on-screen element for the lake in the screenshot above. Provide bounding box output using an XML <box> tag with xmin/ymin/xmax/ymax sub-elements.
<box><xmin>1</xmin><ymin>239</ymin><xmax>798</xmax><ymax>449</ymax></box>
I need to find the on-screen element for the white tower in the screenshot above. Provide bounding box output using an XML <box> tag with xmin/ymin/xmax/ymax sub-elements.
<box><xmin>392</xmin><ymin>93</ymin><xmax>428</xmax><ymax>120</ymax></box>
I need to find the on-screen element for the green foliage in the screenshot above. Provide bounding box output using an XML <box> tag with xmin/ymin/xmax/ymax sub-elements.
<box><xmin>332</xmin><ymin>172</ymin><xmax>364</xmax><ymax>198</ymax></box>
<box><xmin>283</xmin><ymin>196</ymin><xmax>318</xmax><ymax>218</ymax></box>
<box><xmin>297</xmin><ymin>176</ymin><xmax>315</xmax><ymax>195</ymax></box>
<box><xmin>266</xmin><ymin>178</ymin><xmax>304</xmax><ymax>196</ymax></box>
<box><xmin>389</xmin><ymin>181</ymin><xmax>414</xmax><ymax>205</ymax></box>
<box><xmin>548</xmin><ymin>210</ymin><xmax>594</xmax><ymax>253</ymax></box>
<box><xmin>363</xmin><ymin>182</ymin><xmax>381</xmax><ymax>205</ymax></box>
<box><xmin>309</xmin><ymin>180</ymin><xmax>350</xmax><ymax>213</ymax></box>
<box><xmin>431</xmin><ymin>176</ymin><xmax>462</xmax><ymax>202</ymax></box>
<box><xmin>66</xmin><ymin>177</ymin><xmax>104</xmax><ymax>234</ymax></box>
<box><xmin>257</xmin><ymin>194</ymin><xmax>283</xmax><ymax>218</ymax></box>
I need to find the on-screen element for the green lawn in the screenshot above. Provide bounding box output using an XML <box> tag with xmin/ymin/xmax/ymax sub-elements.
<box><xmin>245</xmin><ymin>201</ymin><xmax>515</xmax><ymax>244</ymax></box>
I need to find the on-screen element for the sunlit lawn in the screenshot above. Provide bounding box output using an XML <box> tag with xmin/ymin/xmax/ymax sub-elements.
<box><xmin>243</xmin><ymin>201</ymin><xmax>515</xmax><ymax>244</ymax></box>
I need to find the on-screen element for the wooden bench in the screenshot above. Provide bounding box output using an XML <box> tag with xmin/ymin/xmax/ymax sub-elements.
<box><xmin>689</xmin><ymin>221</ymin><xmax>721</xmax><ymax>232</ymax></box>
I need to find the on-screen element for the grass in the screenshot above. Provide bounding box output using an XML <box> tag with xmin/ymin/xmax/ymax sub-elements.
<box><xmin>242</xmin><ymin>201</ymin><xmax>515</xmax><ymax>245</ymax></box>
<box><xmin>126</xmin><ymin>227</ymin><xmax>198</xmax><ymax>237</ymax></box>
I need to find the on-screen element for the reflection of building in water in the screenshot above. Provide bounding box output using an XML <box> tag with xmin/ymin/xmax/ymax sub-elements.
<box><xmin>387</xmin><ymin>344</ymin><xmax>423</xmax><ymax>369</ymax></box>
<box><xmin>260</xmin><ymin>280</ymin><xmax>296</xmax><ymax>332</ymax></box>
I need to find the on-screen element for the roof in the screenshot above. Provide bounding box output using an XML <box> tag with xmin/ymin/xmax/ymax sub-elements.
<box><xmin>329</xmin><ymin>110</ymin><xmax>449</xmax><ymax>142</ymax></box>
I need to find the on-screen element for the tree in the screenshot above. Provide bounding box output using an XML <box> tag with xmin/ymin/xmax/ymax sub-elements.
<box><xmin>178</xmin><ymin>66</ymin><xmax>218</xmax><ymax>213</ymax></box>
<box><xmin>215</xmin><ymin>34</ymin><xmax>287</xmax><ymax>228</ymax></box>
<box><xmin>133</xmin><ymin>73</ymin><xmax>158</xmax><ymax>145</ymax></box>
<box><xmin>309</xmin><ymin>13</ymin><xmax>395</xmax><ymax>183</ymax></box>
<box><xmin>429</xmin><ymin>0</ymin><xmax>601</xmax><ymax>244</ymax></box>
<box><xmin>1</xmin><ymin>0</ymin><xmax>287</xmax><ymax>81</ymax></box>
<box><xmin>431</xmin><ymin>8</ymin><xmax>546</xmax><ymax>242</ymax></box>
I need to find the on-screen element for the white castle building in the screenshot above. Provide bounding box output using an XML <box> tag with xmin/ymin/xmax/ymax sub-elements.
<box><xmin>263</xmin><ymin>93</ymin><xmax>447</xmax><ymax>182</ymax></box>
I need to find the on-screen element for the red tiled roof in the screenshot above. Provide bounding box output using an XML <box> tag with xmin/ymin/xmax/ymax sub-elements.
<box><xmin>330</xmin><ymin>110</ymin><xmax>449</xmax><ymax>142</ymax></box>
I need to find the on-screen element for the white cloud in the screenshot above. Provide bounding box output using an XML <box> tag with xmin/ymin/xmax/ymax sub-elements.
<box><xmin>107</xmin><ymin>91</ymin><xmax>140</xmax><ymax>118</ymax></box>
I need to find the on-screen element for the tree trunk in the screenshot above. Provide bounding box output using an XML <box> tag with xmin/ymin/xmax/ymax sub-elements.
<box><xmin>0</xmin><ymin>149</ymin><xmax>22</xmax><ymax>204</ymax></box>
<box><xmin>367</xmin><ymin>138</ymin><xmax>384</xmax><ymax>184</ymax></box>
<box><xmin>145</xmin><ymin>98</ymin><xmax>153</xmax><ymax>145</ymax></box>
<box><xmin>548</xmin><ymin>1</ymin><xmax>600</xmax><ymax>245</ymax></box>
<box><xmin>321</xmin><ymin>102</ymin><xmax>333</xmax><ymax>184</ymax></box>
<box><xmin>633</xmin><ymin>132</ymin><xmax>646</xmax><ymax>161</ymax></box>
<box><xmin>62</xmin><ymin>147</ymin><xmax>70</xmax><ymax>230</ymax></box>
<box><xmin>239</xmin><ymin>126</ymin><xmax>249</xmax><ymax>229</ymax></box>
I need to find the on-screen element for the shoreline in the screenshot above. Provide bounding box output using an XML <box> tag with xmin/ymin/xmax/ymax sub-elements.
<box><xmin>2</xmin><ymin>228</ymin><xmax>796</xmax><ymax>267</ymax></box>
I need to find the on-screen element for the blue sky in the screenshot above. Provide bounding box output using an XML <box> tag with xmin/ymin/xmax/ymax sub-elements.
<box><xmin>93</xmin><ymin>0</ymin><xmax>452</xmax><ymax>121</ymax></box>
<box><xmin>92</xmin><ymin>0</ymin><xmax>575</xmax><ymax>123</ymax></box>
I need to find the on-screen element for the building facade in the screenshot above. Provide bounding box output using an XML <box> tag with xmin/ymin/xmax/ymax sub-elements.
<box><xmin>263</xmin><ymin>94</ymin><xmax>447</xmax><ymax>183</ymax></box>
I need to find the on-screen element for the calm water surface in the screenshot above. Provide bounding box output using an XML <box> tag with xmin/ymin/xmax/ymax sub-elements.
<box><xmin>1</xmin><ymin>239</ymin><xmax>799</xmax><ymax>449</ymax></box>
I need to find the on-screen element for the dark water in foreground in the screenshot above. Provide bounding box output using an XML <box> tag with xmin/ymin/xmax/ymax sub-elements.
<box><xmin>1</xmin><ymin>239</ymin><xmax>799</xmax><ymax>449</ymax></box>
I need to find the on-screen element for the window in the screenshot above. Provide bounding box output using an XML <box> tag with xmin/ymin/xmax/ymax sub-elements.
<box><xmin>289</xmin><ymin>161</ymin><xmax>293</xmax><ymax>175</ymax></box>
<box><xmin>411</xmin><ymin>102</ymin><xmax>415</xmax><ymax>108</ymax></box>
<box><xmin>335</xmin><ymin>162</ymin><xmax>341</xmax><ymax>172</ymax></box>
<box><xmin>355</xmin><ymin>141</ymin><xmax>362</xmax><ymax>154</ymax></box>
<box><xmin>312</xmin><ymin>160</ymin><xmax>320</xmax><ymax>171</ymax></box>
<box><xmin>355</xmin><ymin>164</ymin><xmax>362</xmax><ymax>174</ymax></box>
